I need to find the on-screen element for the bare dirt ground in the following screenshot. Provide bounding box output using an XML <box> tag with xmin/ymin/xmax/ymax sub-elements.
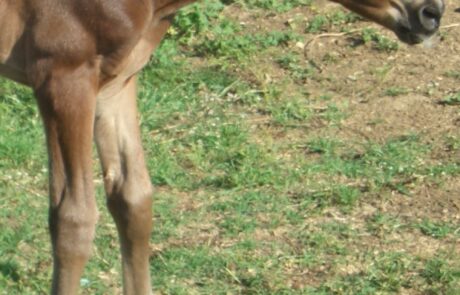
<box><xmin>226</xmin><ymin>0</ymin><xmax>460</xmax><ymax>222</ymax></box>
<box><xmin>309</xmin><ymin>2</ymin><xmax>460</xmax><ymax>223</ymax></box>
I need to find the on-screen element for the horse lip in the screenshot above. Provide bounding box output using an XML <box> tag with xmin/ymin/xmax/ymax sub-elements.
<box><xmin>395</xmin><ymin>25</ymin><xmax>423</xmax><ymax>45</ymax></box>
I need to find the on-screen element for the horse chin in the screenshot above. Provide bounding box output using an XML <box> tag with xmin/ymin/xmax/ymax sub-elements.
<box><xmin>396</xmin><ymin>31</ymin><xmax>424</xmax><ymax>45</ymax></box>
<box><xmin>394</xmin><ymin>25</ymin><xmax>431</xmax><ymax>45</ymax></box>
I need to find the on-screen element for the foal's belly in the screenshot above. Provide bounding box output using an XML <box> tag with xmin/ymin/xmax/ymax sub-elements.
<box><xmin>0</xmin><ymin>1</ymin><xmax>27</xmax><ymax>84</ymax></box>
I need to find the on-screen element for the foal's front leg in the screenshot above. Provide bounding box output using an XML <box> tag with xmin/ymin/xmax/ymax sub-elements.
<box><xmin>33</xmin><ymin>62</ymin><xmax>99</xmax><ymax>295</ymax></box>
<box><xmin>95</xmin><ymin>76</ymin><xmax>153</xmax><ymax>295</ymax></box>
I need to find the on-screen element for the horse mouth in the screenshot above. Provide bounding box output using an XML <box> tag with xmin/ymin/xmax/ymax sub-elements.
<box><xmin>395</xmin><ymin>25</ymin><xmax>427</xmax><ymax>45</ymax></box>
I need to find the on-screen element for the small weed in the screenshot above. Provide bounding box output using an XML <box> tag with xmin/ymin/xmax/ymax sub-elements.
<box><xmin>305</xmin><ymin>138</ymin><xmax>342</xmax><ymax>155</ymax></box>
<box><xmin>418</xmin><ymin>219</ymin><xmax>455</xmax><ymax>239</ymax></box>
<box><xmin>306</xmin><ymin>11</ymin><xmax>360</xmax><ymax>33</ymax></box>
<box><xmin>320</xmin><ymin>103</ymin><xmax>348</xmax><ymax>124</ymax></box>
<box><xmin>384</xmin><ymin>87</ymin><xmax>409</xmax><ymax>97</ymax></box>
<box><xmin>422</xmin><ymin>258</ymin><xmax>458</xmax><ymax>284</ymax></box>
<box><xmin>172</xmin><ymin>0</ymin><xmax>225</xmax><ymax>42</ymax></box>
<box><xmin>443</xmin><ymin>70</ymin><xmax>460</xmax><ymax>80</ymax></box>
<box><xmin>257</xmin><ymin>31</ymin><xmax>299</xmax><ymax>47</ymax></box>
<box><xmin>366</xmin><ymin>213</ymin><xmax>404</xmax><ymax>236</ymax></box>
<box><xmin>369</xmin><ymin>252</ymin><xmax>412</xmax><ymax>291</ymax></box>
<box><xmin>360</xmin><ymin>28</ymin><xmax>399</xmax><ymax>52</ymax></box>
<box><xmin>244</xmin><ymin>0</ymin><xmax>312</xmax><ymax>12</ymax></box>
<box><xmin>269</xmin><ymin>99</ymin><xmax>312</xmax><ymax>125</ymax></box>
<box><xmin>276</xmin><ymin>54</ymin><xmax>316</xmax><ymax>82</ymax></box>
<box><xmin>306</xmin><ymin>15</ymin><xmax>329</xmax><ymax>33</ymax></box>
<box><xmin>195</xmin><ymin>21</ymin><xmax>256</xmax><ymax>59</ymax></box>
<box><xmin>439</xmin><ymin>92</ymin><xmax>460</xmax><ymax>105</ymax></box>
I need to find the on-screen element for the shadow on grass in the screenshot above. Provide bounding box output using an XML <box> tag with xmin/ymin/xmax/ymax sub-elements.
<box><xmin>0</xmin><ymin>260</ymin><xmax>20</xmax><ymax>282</ymax></box>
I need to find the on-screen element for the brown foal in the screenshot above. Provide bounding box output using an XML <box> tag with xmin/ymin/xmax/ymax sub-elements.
<box><xmin>0</xmin><ymin>0</ymin><xmax>444</xmax><ymax>294</ymax></box>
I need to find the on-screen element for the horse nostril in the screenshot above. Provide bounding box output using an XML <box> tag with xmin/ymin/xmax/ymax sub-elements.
<box><xmin>419</xmin><ymin>6</ymin><xmax>441</xmax><ymax>32</ymax></box>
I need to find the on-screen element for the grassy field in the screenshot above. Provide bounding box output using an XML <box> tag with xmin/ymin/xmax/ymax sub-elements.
<box><xmin>0</xmin><ymin>0</ymin><xmax>459</xmax><ymax>294</ymax></box>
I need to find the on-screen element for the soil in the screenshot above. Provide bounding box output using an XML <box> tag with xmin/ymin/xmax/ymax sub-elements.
<box><xmin>221</xmin><ymin>0</ymin><xmax>460</xmax><ymax>224</ymax></box>
<box><xmin>312</xmin><ymin>1</ymin><xmax>460</xmax><ymax>223</ymax></box>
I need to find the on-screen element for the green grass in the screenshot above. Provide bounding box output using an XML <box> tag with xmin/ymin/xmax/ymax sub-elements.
<box><xmin>1</xmin><ymin>1</ymin><xmax>459</xmax><ymax>294</ymax></box>
<box><xmin>439</xmin><ymin>92</ymin><xmax>460</xmax><ymax>105</ymax></box>
<box><xmin>306</xmin><ymin>10</ymin><xmax>360</xmax><ymax>33</ymax></box>
<box><xmin>360</xmin><ymin>28</ymin><xmax>399</xmax><ymax>52</ymax></box>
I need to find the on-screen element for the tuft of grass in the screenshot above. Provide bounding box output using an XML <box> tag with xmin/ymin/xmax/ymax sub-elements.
<box><xmin>360</xmin><ymin>28</ymin><xmax>399</xmax><ymax>52</ymax></box>
<box><xmin>243</xmin><ymin>0</ymin><xmax>312</xmax><ymax>12</ymax></box>
<box><xmin>439</xmin><ymin>92</ymin><xmax>460</xmax><ymax>105</ymax></box>
<box><xmin>420</xmin><ymin>256</ymin><xmax>460</xmax><ymax>295</ymax></box>
<box><xmin>384</xmin><ymin>87</ymin><xmax>409</xmax><ymax>97</ymax></box>
<box><xmin>418</xmin><ymin>219</ymin><xmax>456</xmax><ymax>239</ymax></box>
<box><xmin>306</xmin><ymin>11</ymin><xmax>361</xmax><ymax>33</ymax></box>
<box><xmin>443</xmin><ymin>70</ymin><xmax>460</xmax><ymax>80</ymax></box>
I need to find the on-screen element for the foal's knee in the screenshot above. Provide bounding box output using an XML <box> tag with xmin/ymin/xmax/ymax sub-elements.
<box><xmin>49</xmin><ymin>200</ymin><xmax>98</xmax><ymax>260</ymax></box>
<box><xmin>104</xmin><ymin>169</ymin><xmax>153</xmax><ymax>224</ymax></box>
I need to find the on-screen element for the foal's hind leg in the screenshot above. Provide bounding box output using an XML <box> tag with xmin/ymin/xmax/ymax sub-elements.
<box><xmin>95</xmin><ymin>76</ymin><xmax>152</xmax><ymax>295</ymax></box>
<box><xmin>33</xmin><ymin>62</ymin><xmax>99</xmax><ymax>295</ymax></box>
